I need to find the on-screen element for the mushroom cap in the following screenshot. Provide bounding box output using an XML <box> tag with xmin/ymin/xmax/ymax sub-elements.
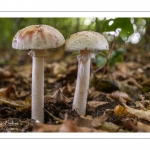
<box><xmin>64</xmin><ymin>31</ymin><xmax>109</xmax><ymax>51</ymax></box>
<box><xmin>12</xmin><ymin>25</ymin><xmax>65</xmax><ymax>50</ymax></box>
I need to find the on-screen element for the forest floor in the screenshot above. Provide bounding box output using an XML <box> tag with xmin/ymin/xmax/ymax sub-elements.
<box><xmin>0</xmin><ymin>43</ymin><xmax>150</xmax><ymax>132</ymax></box>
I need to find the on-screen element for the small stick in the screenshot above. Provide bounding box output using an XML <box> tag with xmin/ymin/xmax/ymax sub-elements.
<box><xmin>95</xmin><ymin>38</ymin><xmax>115</xmax><ymax>88</ymax></box>
<box><xmin>43</xmin><ymin>108</ymin><xmax>63</xmax><ymax>123</ymax></box>
<box><xmin>0</xmin><ymin>98</ymin><xmax>24</xmax><ymax>108</ymax></box>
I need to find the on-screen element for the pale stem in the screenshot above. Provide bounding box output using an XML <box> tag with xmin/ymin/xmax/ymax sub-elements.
<box><xmin>28</xmin><ymin>49</ymin><xmax>48</xmax><ymax>123</ymax></box>
<box><xmin>73</xmin><ymin>50</ymin><xmax>91</xmax><ymax>115</ymax></box>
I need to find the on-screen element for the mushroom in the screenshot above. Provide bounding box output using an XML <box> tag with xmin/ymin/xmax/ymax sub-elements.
<box><xmin>64</xmin><ymin>31</ymin><xmax>109</xmax><ymax>115</ymax></box>
<box><xmin>12</xmin><ymin>25</ymin><xmax>65</xmax><ymax>122</ymax></box>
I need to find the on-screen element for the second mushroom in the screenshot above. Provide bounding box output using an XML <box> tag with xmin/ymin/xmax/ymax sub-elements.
<box><xmin>64</xmin><ymin>31</ymin><xmax>109</xmax><ymax>115</ymax></box>
<box><xmin>12</xmin><ymin>25</ymin><xmax>65</xmax><ymax>123</ymax></box>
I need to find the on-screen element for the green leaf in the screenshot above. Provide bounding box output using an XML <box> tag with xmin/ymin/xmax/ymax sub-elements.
<box><xmin>109</xmin><ymin>48</ymin><xmax>127</xmax><ymax>66</ymax></box>
<box><xmin>94</xmin><ymin>51</ymin><xmax>108</xmax><ymax>67</ymax></box>
<box><xmin>101</xmin><ymin>18</ymin><xmax>134</xmax><ymax>41</ymax></box>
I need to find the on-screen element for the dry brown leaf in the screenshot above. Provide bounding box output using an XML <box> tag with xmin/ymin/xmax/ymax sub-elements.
<box><xmin>121</xmin><ymin>118</ymin><xmax>138</xmax><ymax>132</ymax></box>
<box><xmin>99</xmin><ymin>122</ymin><xmax>126</xmax><ymax>132</ymax></box>
<box><xmin>109</xmin><ymin>91</ymin><xmax>132</xmax><ymax>102</ymax></box>
<box><xmin>47</xmin><ymin>78</ymin><xmax>57</xmax><ymax>84</ymax></box>
<box><xmin>136</xmin><ymin>122</ymin><xmax>150</xmax><ymax>132</ymax></box>
<box><xmin>112</xmin><ymin>71</ymin><xmax>128</xmax><ymax>80</ymax></box>
<box><xmin>16</xmin><ymin>91</ymin><xmax>30</xmax><ymax>99</ymax></box>
<box><xmin>88</xmin><ymin>101</ymin><xmax>108</xmax><ymax>109</ymax></box>
<box><xmin>114</xmin><ymin>63</ymin><xmax>130</xmax><ymax>79</ymax></box>
<box><xmin>0</xmin><ymin>97</ymin><xmax>26</xmax><ymax>108</ymax></box>
<box><xmin>117</xmin><ymin>81</ymin><xmax>142</xmax><ymax>101</ymax></box>
<box><xmin>0</xmin><ymin>67</ymin><xmax>14</xmax><ymax>79</ymax></box>
<box><xmin>126</xmin><ymin>62</ymin><xmax>140</xmax><ymax>69</ymax></box>
<box><xmin>88</xmin><ymin>91</ymin><xmax>102</xmax><ymax>100</ymax></box>
<box><xmin>61</xmin><ymin>84</ymin><xmax>74</xmax><ymax>97</ymax></box>
<box><xmin>124</xmin><ymin>104</ymin><xmax>150</xmax><ymax>122</ymax></box>
<box><xmin>75</xmin><ymin>116</ymin><xmax>92</xmax><ymax>128</ymax></box>
<box><xmin>79</xmin><ymin>127</ymin><xmax>105</xmax><ymax>132</ymax></box>
<box><xmin>114</xmin><ymin>105</ymin><xmax>135</xmax><ymax>118</ymax></box>
<box><xmin>126</xmin><ymin>77</ymin><xmax>143</xmax><ymax>89</ymax></box>
<box><xmin>15</xmin><ymin>64</ymin><xmax>32</xmax><ymax>78</ymax></box>
<box><xmin>145</xmin><ymin>101</ymin><xmax>150</xmax><ymax>110</ymax></box>
<box><xmin>115</xmin><ymin>104</ymin><xmax>150</xmax><ymax>122</ymax></box>
<box><xmin>46</xmin><ymin>62</ymin><xmax>67</xmax><ymax>77</ymax></box>
<box><xmin>135</xmin><ymin>101</ymin><xmax>147</xmax><ymax>111</ymax></box>
<box><xmin>91</xmin><ymin>113</ymin><xmax>109</xmax><ymax>128</ymax></box>
<box><xmin>0</xmin><ymin>85</ymin><xmax>17</xmax><ymax>100</ymax></box>
<box><xmin>141</xmin><ymin>78</ymin><xmax>150</xmax><ymax>86</ymax></box>
<box><xmin>52</xmin><ymin>88</ymin><xmax>71</xmax><ymax>104</ymax></box>
<box><xmin>59</xmin><ymin>119</ymin><xmax>79</xmax><ymax>132</ymax></box>
<box><xmin>112</xmin><ymin>62</ymin><xmax>143</xmax><ymax>90</ymax></box>
<box><xmin>116</xmin><ymin>63</ymin><xmax>128</xmax><ymax>74</ymax></box>
<box><xmin>33</xmin><ymin>123</ymin><xmax>61</xmax><ymax>132</ymax></box>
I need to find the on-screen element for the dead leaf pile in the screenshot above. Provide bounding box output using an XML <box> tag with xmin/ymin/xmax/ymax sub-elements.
<box><xmin>0</xmin><ymin>44</ymin><xmax>150</xmax><ymax>132</ymax></box>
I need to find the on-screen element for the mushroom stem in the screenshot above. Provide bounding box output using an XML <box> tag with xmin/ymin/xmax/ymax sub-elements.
<box><xmin>73</xmin><ymin>50</ymin><xmax>91</xmax><ymax>115</ymax></box>
<box><xmin>32</xmin><ymin>56</ymin><xmax>44</xmax><ymax>122</ymax></box>
<box><xmin>28</xmin><ymin>49</ymin><xmax>49</xmax><ymax>123</ymax></box>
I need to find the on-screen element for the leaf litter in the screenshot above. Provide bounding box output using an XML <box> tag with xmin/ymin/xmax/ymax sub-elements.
<box><xmin>0</xmin><ymin>44</ymin><xmax>150</xmax><ymax>132</ymax></box>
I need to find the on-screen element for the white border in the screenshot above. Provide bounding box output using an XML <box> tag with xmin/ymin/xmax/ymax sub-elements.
<box><xmin>0</xmin><ymin>12</ymin><xmax>150</xmax><ymax>18</ymax></box>
<box><xmin>0</xmin><ymin>0</ymin><xmax>150</xmax><ymax>145</ymax></box>
<box><xmin>0</xmin><ymin>133</ymin><xmax>150</xmax><ymax>139</ymax></box>
<box><xmin>0</xmin><ymin>0</ymin><xmax>150</xmax><ymax>12</ymax></box>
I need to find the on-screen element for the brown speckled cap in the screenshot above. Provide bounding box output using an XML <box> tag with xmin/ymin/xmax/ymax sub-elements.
<box><xmin>64</xmin><ymin>31</ymin><xmax>109</xmax><ymax>51</ymax></box>
<box><xmin>12</xmin><ymin>25</ymin><xmax>65</xmax><ymax>50</ymax></box>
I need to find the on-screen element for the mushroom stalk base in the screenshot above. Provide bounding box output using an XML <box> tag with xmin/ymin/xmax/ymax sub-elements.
<box><xmin>73</xmin><ymin>50</ymin><xmax>91</xmax><ymax>115</ymax></box>
<box><xmin>31</xmin><ymin>56</ymin><xmax>44</xmax><ymax>123</ymax></box>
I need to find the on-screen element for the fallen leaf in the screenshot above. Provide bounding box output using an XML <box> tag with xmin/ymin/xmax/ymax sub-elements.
<box><xmin>0</xmin><ymin>67</ymin><xmax>14</xmax><ymax>79</ymax></box>
<box><xmin>92</xmin><ymin>113</ymin><xmax>109</xmax><ymax>128</ymax></box>
<box><xmin>79</xmin><ymin>127</ymin><xmax>104</xmax><ymax>132</ymax></box>
<box><xmin>121</xmin><ymin>118</ymin><xmax>138</xmax><ymax>132</ymax></box>
<box><xmin>124</xmin><ymin>104</ymin><xmax>150</xmax><ymax>122</ymax></box>
<box><xmin>118</xmin><ymin>81</ymin><xmax>142</xmax><ymax>101</ymax></box>
<box><xmin>88</xmin><ymin>91</ymin><xmax>103</xmax><ymax>100</ymax></box>
<box><xmin>33</xmin><ymin>123</ymin><xmax>61</xmax><ymax>132</ymax></box>
<box><xmin>0</xmin><ymin>97</ymin><xmax>26</xmax><ymax>108</ymax></box>
<box><xmin>135</xmin><ymin>101</ymin><xmax>147</xmax><ymax>111</ymax></box>
<box><xmin>59</xmin><ymin>119</ymin><xmax>79</xmax><ymax>132</ymax></box>
<box><xmin>136</xmin><ymin>122</ymin><xmax>150</xmax><ymax>132</ymax></box>
<box><xmin>52</xmin><ymin>88</ymin><xmax>71</xmax><ymax>104</ymax></box>
<box><xmin>0</xmin><ymin>85</ymin><xmax>17</xmax><ymax>100</ymax></box>
<box><xmin>75</xmin><ymin>115</ymin><xmax>92</xmax><ymax>128</ymax></box>
<box><xmin>126</xmin><ymin>62</ymin><xmax>140</xmax><ymax>69</ymax></box>
<box><xmin>100</xmin><ymin>122</ymin><xmax>126</xmax><ymax>132</ymax></box>
<box><xmin>126</xmin><ymin>77</ymin><xmax>143</xmax><ymax>89</ymax></box>
<box><xmin>88</xmin><ymin>101</ymin><xmax>108</xmax><ymax>109</ymax></box>
<box><xmin>109</xmin><ymin>90</ymin><xmax>132</xmax><ymax>102</ymax></box>
<box><xmin>114</xmin><ymin>105</ymin><xmax>134</xmax><ymax>118</ymax></box>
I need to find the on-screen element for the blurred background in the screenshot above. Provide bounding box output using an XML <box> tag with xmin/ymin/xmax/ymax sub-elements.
<box><xmin>0</xmin><ymin>17</ymin><xmax>150</xmax><ymax>66</ymax></box>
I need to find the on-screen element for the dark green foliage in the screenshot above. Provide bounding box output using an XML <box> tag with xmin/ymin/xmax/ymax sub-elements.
<box><xmin>101</xmin><ymin>18</ymin><xmax>134</xmax><ymax>41</ymax></box>
<box><xmin>0</xmin><ymin>17</ymin><xmax>148</xmax><ymax>67</ymax></box>
<box><xmin>94</xmin><ymin>48</ymin><xmax>126</xmax><ymax>68</ymax></box>
<box><xmin>94</xmin><ymin>51</ymin><xmax>107</xmax><ymax>67</ymax></box>
<box><xmin>109</xmin><ymin>48</ymin><xmax>127</xmax><ymax>66</ymax></box>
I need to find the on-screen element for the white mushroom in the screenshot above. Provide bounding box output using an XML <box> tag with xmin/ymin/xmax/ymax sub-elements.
<box><xmin>12</xmin><ymin>25</ymin><xmax>65</xmax><ymax>123</ymax></box>
<box><xmin>65</xmin><ymin>31</ymin><xmax>109</xmax><ymax>115</ymax></box>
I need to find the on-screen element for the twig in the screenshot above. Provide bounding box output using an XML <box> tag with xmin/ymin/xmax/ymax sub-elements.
<box><xmin>44</xmin><ymin>108</ymin><xmax>63</xmax><ymax>123</ymax></box>
<box><xmin>94</xmin><ymin>38</ymin><xmax>115</xmax><ymax>88</ymax></box>
<box><xmin>0</xmin><ymin>98</ymin><xmax>24</xmax><ymax>108</ymax></box>
<box><xmin>94</xmin><ymin>51</ymin><xmax>110</xmax><ymax>89</ymax></box>
<box><xmin>93</xmin><ymin>52</ymin><xmax>109</xmax><ymax>74</ymax></box>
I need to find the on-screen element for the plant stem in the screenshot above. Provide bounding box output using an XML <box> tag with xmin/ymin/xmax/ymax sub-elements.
<box><xmin>73</xmin><ymin>50</ymin><xmax>91</xmax><ymax>115</ymax></box>
<box><xmin>32</xmin><ymin>56</ymin><xmax>44</xmax><ymax>123</ymax></box>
